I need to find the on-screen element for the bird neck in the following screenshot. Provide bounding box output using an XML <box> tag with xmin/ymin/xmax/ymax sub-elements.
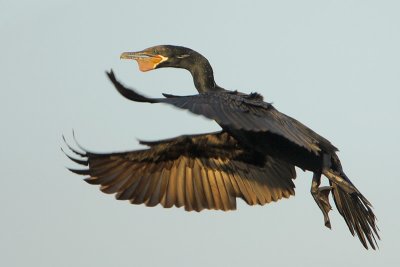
<box><xmin>185</xmin><ymin>52</ymin><xmax>219</xmax><ymax>93</ymax></box>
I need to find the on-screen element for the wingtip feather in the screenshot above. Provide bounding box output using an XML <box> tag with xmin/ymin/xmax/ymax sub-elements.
<box><xmin>62</xmin><ymin>134</ymin><xmax>86</xmax><ymax>157</ymax></box>
<box><xmin>67</xmin><ymin>168</ymin><xmax>90</xmax><ymax>175</ymax></box>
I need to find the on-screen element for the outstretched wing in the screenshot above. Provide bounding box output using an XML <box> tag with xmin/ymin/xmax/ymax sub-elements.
<box><xmin>64</xmin><ymin>131</ymin><xmax>296</xmax><ymax>211</ymax></box>
<box><xmin>106</xmin><ymin>70</ymin><xmax>337</xmax><ymax>155</ymax></box>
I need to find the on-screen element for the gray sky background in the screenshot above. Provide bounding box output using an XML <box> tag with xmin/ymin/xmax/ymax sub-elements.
<box><xmin>1</xmin><ymin>1</ymin><xmax>399</xmax><ymax>266</ymax></box>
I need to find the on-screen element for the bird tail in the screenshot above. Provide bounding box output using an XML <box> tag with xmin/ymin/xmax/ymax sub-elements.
<box><xmin>326</xmin><ymin>170</ymin><xmax>380</xmax><ymax>249</ymax></box>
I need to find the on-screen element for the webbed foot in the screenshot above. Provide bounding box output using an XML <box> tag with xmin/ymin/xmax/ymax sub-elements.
<box><xmin>311</xmin><ymin>173</ymin><xmax>333</xmax><ymax>229</ymax></box>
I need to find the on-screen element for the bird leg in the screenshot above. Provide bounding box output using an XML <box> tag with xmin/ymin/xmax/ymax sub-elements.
<box><xmin>311</xmin><ymin>172</ymin><xmax>332</xmax><ymax>229</ymax></box>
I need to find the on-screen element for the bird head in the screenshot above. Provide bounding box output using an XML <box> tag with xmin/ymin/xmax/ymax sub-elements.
<box><xmin>120</xmin><ymin>45</ymin><xmax>194</xmax><ymax>72</ymax></box>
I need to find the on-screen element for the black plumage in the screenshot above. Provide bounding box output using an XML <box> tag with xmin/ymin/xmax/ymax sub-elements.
<box><xmin>65</xmin><ymin>132</ymin><xmax>296</xmax><ymax>211</ymax></box>
<box><xmin>64</xmin><ymin>45</ymin><xmax>379</xmax><ymax>249</ymax></box>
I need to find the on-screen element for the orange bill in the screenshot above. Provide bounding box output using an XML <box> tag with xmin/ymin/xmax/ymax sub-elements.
<box><xmin>120</xmin><ymin>51</ymin><xmax>167</xmax><ymax>72</ymax></box>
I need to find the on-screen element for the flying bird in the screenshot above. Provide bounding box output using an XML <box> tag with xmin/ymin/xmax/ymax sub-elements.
<box><xmin>64</xmin><ymin>45</ymin><xmax>379</xmax><ymax>249</ymax></box>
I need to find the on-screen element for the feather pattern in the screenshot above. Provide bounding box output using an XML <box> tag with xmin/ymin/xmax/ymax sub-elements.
<box><xmin>64</xmin><ymin>131</ymin><xmax>296</xmax><ymax>211</ymax></box>
<box><xmin>106</xmin><ymin>70</ymin><xmax>336</xmax><ymax>155</ymax></box>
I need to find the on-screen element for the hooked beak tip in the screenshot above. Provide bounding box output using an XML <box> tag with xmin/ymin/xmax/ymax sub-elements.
<box><xmin>120</xmin><ymin>52</ymin><xmax>131</xmax><ymax>60</ymax></box>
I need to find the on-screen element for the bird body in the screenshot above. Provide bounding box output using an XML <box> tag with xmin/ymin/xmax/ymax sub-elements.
<box><xmin>65</xmin><ymin>45</ymin><xmax>379</xmax><ymax>249</ymax></box>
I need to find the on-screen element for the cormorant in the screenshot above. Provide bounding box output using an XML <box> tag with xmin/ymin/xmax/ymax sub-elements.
<box><xmin>64</xmin><ymin>45</ymin><xmax>379</xmax><ymax>249</ymax></box>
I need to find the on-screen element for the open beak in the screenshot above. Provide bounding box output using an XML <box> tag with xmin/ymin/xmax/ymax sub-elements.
<box><xmin>120</xmin><ymin>50</ymin><xmax>167</xmax><ymax>72</ymax></box>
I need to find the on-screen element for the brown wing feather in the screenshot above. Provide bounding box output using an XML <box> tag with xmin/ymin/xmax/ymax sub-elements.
<box><xmin>64</xmin><ymin>131</ymin><xmax>296</xmax><ymax>211</ymax></box>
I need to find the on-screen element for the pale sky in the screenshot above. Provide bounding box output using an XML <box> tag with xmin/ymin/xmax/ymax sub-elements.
<box><xmin>1</xmin><ymin>1</ymin><xmax>399</xmax><ymax>266</ymax></box>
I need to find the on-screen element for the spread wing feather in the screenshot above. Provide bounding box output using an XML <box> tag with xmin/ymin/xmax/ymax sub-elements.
<box><xmin>64</xmin><ymin>131</ymin><xmax>296</xmax><ymax>211</ymax></box>
<box><xmin>107</xmin><ymin>70</ymin><xmax>337</xmax><ymax>155</ymax></box>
